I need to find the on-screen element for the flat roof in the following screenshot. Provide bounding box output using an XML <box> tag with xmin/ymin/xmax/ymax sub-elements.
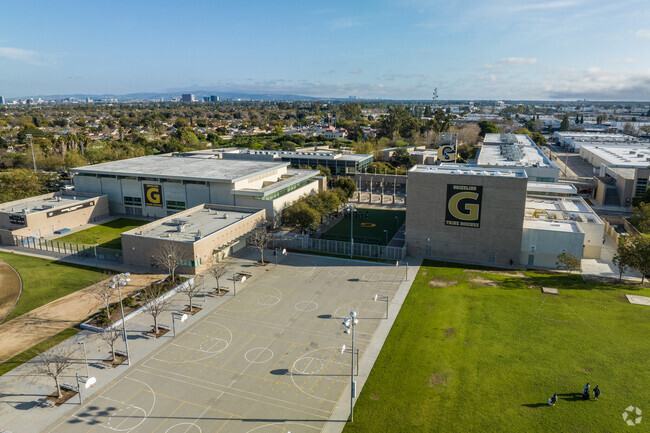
<box><xmin>72</xmin><ymin>155</ymin><xmax>289</xmax><ymax>183</ymax></box>
<box><xmin>186</xmin><ymin>149</ymin><xmax>372</xmax><ymax>162</ymax></box>
<box><xmin>0</xmin><ymin>192</ymin><xmax>99</xmax><ymax>215</ymax></box>
<box><xmin>525</xmin><ymin>197</ymin><xmax>603</xmax><ymax>225</ymax></box>
<box><xmin>410</xmin><ymin>164</ymin><xmax>527</xmax><ymax>178</ymax></box>
<box><xmin>478</xmin><ymin>135</ymin><xmax>556</xmax><ymax>168</ymax></box>
<box><xmin>523</xmin><ymin>219</ymin><xmax>582</xmax><ymax>233</ymax></box>
<box><xmin>125</xmin><ymin>205</ymin><xmax>262</xmax><ymax>242</ymax></box>
<box><xmin>527</xmin><ymin>182</ymin><xmax>577</xmax><ymax>194</ymax></box>
<box><xmin>581</xmin><ymin>144</ymin><xmax>650</xmax><ymax>167</ymax></box>
<box><xmin>556</xmin><ymin>132</ymin><xmax>647</xmax><ymax>143</ymax></box>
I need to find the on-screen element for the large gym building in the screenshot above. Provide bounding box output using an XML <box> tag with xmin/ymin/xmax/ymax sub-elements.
<box><xmin>405</xmin><ymin>165</ymin><xmax>604</xmax><ymax>268</ymax></box>
<box><xmin>406</xmin><ymin>165</ymin><xmax>528</xmax><ymax>266</ymax></box>
<box><xmin>71</xmin><ymin>153</ymin><xmax>323</xmax><ymax>224</ymax></box>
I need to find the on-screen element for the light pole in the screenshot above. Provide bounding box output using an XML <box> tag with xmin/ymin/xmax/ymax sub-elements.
<box><xmin>233</xmin><ymin>273</ymin><xmax>237</xmax><ymax>296</ymax></box>
<box><xmin>77</xmin><ymin>340</ymin><xmax>89</xmax><ymax>378</ymax></box>
<box><xmin>26</xmin><ymin>133</ymin><xmax>36</xmax><ymax>172</ymax></box>
<box><xmin>171</xmin><ymin>312</ymin><xmax>188</xmax><ymax>337</ymax></box>
<box><xmin>374</xmin><ymin>294</ymin><xmax>389</xmax><ymax>319</ymax></box>
<box><xmin>341</xmin><ymin>311</ymin><xmax>358</xmax><ymax>422</ymax></box>
<box><xmin>110</xmin><ymin>273</ymin><xmax>131</xmax><ymax>365</ymax></box>
<box><xmin>348</xmin><ymin>205</ymin><xmax>355</xmax><ymax>259</ymax></box>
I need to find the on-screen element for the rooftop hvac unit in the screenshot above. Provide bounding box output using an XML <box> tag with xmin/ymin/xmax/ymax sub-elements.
<box><xmin>177</xmin><ymin>224</ymin><xmax>185</xmax><ymax>232</ymax></box>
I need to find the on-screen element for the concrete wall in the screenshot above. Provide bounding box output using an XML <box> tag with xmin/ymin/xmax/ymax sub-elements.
<box><xmin>406</xmin><ymin>171</ymin><xmax>527</xmax><ymax>266</ymax></box>
<box><xmin>121</xmin><ymin>205</ymin><xmax>266</xmax><ymax>275</ymax></box>
<box><xmin>0</xmin><ymin>193</ymin><xmax>109</xmax><ymax>244</ymax></box>
<box><xmin>520</xmin><ymin>226</ymin><xmax>584</xmax><ymax>268</ymax></box>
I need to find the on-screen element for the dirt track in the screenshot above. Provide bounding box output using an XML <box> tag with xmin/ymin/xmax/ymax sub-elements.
<box><xmin>0</xmin><ymin>261</ymin><xmax>21</xmax><ymax>323</ymax></box>
<box><xmin>0</xmin><ymin>273</ymin><xmax>164</xmax><ymax>363</ymax></box>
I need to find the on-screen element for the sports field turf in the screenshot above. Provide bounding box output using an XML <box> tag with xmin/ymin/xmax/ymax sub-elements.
<box><xmin>56</xmin><ymin>218</ymin><xmax>145</xmax><ymax>250</ymax></box>
<box><xmin>344</xmin><ymin>262</ymin><xmax>650</xmax><ymax>432</ymax></box>
<box><xmin>322</xmin><ymin>208</ymin><xmax>406</xmax><ymax>245</ymax></box>
<box><xmin>0</xmin><ymin>252</ymin><xmax>107</xmax><ymax>322</ymax></box>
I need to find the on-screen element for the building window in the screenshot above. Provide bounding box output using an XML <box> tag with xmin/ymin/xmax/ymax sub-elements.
<box><xmin>176</xmin><ymin>258</ymin><xmax>200</xmax><ymax>267</ymax></box>
<box><xmin>124</xmin><ymin>196</ymin><xmax>142</xmax><ymax>206</ymax></box>
<box><xmin>535</xmin><ymin>177</ymin><xmax>555</xmax><ymax>182</ymax></box>
<box><xmin>166</xmin><ymin>200</ymin><xmax>186</xmax><ymax>210</ymax></box>
<box><xmin>255</xmin><ymin>179</ymin><xmax>313</xmax><ymax>200</ymax></box>
<box><xmin>635</xmin><ymin>178</ymin><xmax>648</xmax><ymax>196</ymax></box>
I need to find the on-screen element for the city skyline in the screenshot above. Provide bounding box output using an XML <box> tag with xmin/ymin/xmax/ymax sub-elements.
<box><xmin>1</xmin><ymin>0</ymin><xmax>650</xmax><ymax>100</ymax></box>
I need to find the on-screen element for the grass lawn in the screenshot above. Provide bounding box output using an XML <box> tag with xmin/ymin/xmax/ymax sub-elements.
<box><xmin>0</xmin><ymin>327</ymin><xmax>79</xmax><ymax>376</ymax></box>
<box><xmin>344</xmin><ymin>262</ymin><xmax>650</xmax><ymax>432</ymax></box>
<box><xmin>322</xmin><ymin>208</ymin><xmax>405</xmax><ymax>245</ymax></box>
<box><xmin>0</xmin><ymin>252</ymin><xmax>107</xmax><ymax>322</ymax></box>
<box><xmin>56</xmin><ymin>218</ymin><xmax>146</xmax><ymax>250</ymax></box>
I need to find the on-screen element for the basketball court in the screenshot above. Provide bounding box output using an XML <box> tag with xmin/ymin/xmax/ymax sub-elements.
<box><xmin>45</xmin><ymin>254</ymin><xmax>406</xmax><ymax>433</ymax></box>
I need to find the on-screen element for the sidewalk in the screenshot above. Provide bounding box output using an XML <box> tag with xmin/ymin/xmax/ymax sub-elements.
<box><xmin>323</xmin><ymin>256</ymin><xmax>422</xmax><ymax>433</ymax></box>
<box><xmin>0</xmin><ymin>248</ymin><xmax>262</xmax><ymax>433</ymax></box>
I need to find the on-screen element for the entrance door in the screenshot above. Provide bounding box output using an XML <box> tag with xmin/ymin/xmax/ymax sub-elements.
<box><xmin>528</xmin><ymin>254</ymin><xmax>535</xmax><ymax>266</ymax></box>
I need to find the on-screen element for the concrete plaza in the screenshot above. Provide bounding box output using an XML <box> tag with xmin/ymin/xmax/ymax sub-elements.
<box><xmin>41</xmin><ymin>252</ymin><xmax>411</xmax><ymax>433</ymax></box>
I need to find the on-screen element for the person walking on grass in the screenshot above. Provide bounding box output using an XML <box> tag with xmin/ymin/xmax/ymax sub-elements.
<box><xmin>594</xmin><ymin>385</ymin><xmax>601</xmax><ymax>400</ymax></box>
<box><xmin>548</xmin><ymin>393</ymin><xmax>558</xmax><ymax>406</ymax></box>
<box><xmin>582</xmin><ymin>383</ymin><xmax>590</xmax><ymax>400</ymax></box>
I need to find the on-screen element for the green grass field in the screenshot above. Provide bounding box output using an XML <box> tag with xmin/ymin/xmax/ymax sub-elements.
<box><xmin>0</xmin><ymin>252</ymin><xmax>107</xmax><ymax>322</ymax></box>
<box><xmin>322</xmin><ymin>208</ymin><xmax>405</xmax><ymax>245</ymax></box>
<box><xmin>344</xmin><ymin>262</ymin><xmax>650</xmax><ymax>432</ymax></box>
<box><xmin>56</xmin><ymin>218</ymin><xmax>146</xmax><ymax>250</ymax></box>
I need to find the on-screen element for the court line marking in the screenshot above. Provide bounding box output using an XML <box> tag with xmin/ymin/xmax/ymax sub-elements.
<box><xmin>136</xmin><ymin>367</ymin><xmax>331</xmax><ymax>418</ymax></box>
<box><xmin>245</xmin><ymin>422</ymin><xmax>320</xmax><ymax>432</ymax></box>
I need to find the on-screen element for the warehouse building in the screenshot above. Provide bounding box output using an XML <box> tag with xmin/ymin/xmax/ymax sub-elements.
<box><xmin>71</xmin><ymin>154</ymin><xmax>322</xmax><ymax>224</ymax></box>
<box><xmin>121</xmin><ymin>204</ymin><xmax>266</xmax><ymax>274</ymax></box>
<box><xmin>478</xmin><ymin>133</ymin><xmax>559</xmax><ymax>182</ymax></box>
<box><xmin>0</xmin><ymin>192</ymin><xmax>108</xmax><ymax>244</ymax></box>
<box><xmin>554</xmin><ymin>131</ymin><xmax>646</xmax><ymax>152</ymax></box>
<box><xmin>579</xmin><ymin>144</ymin><xmax>650</xmax><ymax>206</ymax></box>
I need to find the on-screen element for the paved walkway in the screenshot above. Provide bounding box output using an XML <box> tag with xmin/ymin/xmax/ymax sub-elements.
<box><xmin>0</xmin><ymin>249</ymin><xmax>419</xmax><ymax>433</ymax></box>
<box><xmin>0</xmin><ymin>273</ymin><xmax>163</xmax><ymax>363</ymax></box>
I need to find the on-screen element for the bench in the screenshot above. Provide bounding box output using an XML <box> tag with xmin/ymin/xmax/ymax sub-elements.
<box><xmin>38</xmin><ymin>398</ymin><xmax>55</xmax><ymax>408</ymax></box>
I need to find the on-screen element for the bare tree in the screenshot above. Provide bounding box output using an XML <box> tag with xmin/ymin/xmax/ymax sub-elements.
<box><xmin>141</xmin><ymin>284</ymin><xmax>171</xmax><ymax>336</ymax></box>
<box><xmin>457</xmin><ymin>124</ymin><xmax>481</xmax><ymax>147</ymax></box>
<box><xmin>98</xmin><ymin>328</ymin><xmax>122</xmax><ymax>362</ymax></box>
<box><xmin>92</xmin><ymin>280</ymin><xmax>115</xmax><ymax>325</ymax></box>
<box><xmin>423</xmin><ymin>130</ymin><xmax>439</xmax><ymax>148</ymax></box>
<box><xmin>152</xmin><ymin>242</ymin><xmax>183</xmax><ymax>283</ymax></box>
<box><xmin>208</xmin><ymin>260</ymin><xmax>231</xmax><ymax>294</ymax></box>
<box><xmin>178</xmin><ymin>276</ymin><xmax>203</xmax><ymax>312</ymax></box>
<box><xmin>31</xmin><ymin>344</ymin><xmax>78</xmax><ymax>399</ymax></box>
<box><xmin>248</xmin><ymin>228</ymin><xmax>270</xmax><ymax>264</ymax></box>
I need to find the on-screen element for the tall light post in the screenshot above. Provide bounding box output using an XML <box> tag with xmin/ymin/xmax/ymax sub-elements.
<box><xmin>341</xmin><ymin>311</ymin><xmax>358</xmax><ymax>422</ymax></box>
<box><xmin>26</xmin><ymin>133</ymin><xmax>36</xmax><ymax>172</ymax></box>
<box><xmin>77</xmin><ymin>340</ymin><xmax>89</xmax><ymax>378</ymax></box>
<box><xmin>348</xmin><ymin>204</ymin><xmax>355</xmax><ymax>259</ymax></box>
<box><xmin>110</xmin><ymin>273</ymin><xmax>131</xmax><ymax>365</ymax></box>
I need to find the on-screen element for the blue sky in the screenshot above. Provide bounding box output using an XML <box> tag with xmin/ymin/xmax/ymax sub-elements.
<box><xmin>1</xmin><ymin>0</ymin><xmax>650</xmax><ymax>100</ymax></box>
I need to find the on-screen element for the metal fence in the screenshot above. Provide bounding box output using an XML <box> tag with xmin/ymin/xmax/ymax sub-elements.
<box><xmin>12</xmin><ymin>235</ymin><xmax>123</xmax><ymax>263</ymax></box>
<box><xmin>271</xmin><ymin>234</ymin><xmax>407</xmax><ymax>261</ymax></box>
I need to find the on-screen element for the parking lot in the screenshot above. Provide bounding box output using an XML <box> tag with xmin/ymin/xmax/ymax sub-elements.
<box><xmin>45</xmin><ymin>254</ymin><xmax>407</xmax><ymax>433</ymax></box>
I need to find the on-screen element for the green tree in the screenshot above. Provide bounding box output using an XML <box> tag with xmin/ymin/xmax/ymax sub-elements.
<box><xmin>477</xmin><ymin>121</ymin><xmax>498</xmax><ymax>137</ymax></box>
<box><xmin>555</xmin><ymin>252</ymin><xmax>582</xmax><ymax>274</ymax></box>
<box><xmin>392</xmin><ymin>147</ymin><xmax>416</xmax><ymax>169</ymax></box>
<box><xmin>315</xmin><ymin>164</ymin><xmax>331</xmax><ymax>178</ymax></box>
<box><xmin>559</xmin><ymin>114</ymin><xmax>570</xmax><ymax>131</ymax></box>
<box><xmin>531</xmin><ymin>132</ymin><xmax>547</xmax><ymax>147</ymax></box>
<box><xmin>282</xmin><ymin>201</ymin><xmax>320</xmax><ymax>233</ymax></box>
<box><xmin>340</xmin><ymin>103</ymin><xmax>363</xmax><ymax>121</ymax></box>
<box><xmin>333</xmin><ymin>177</ymin><xmax>356</xmax><ymax>199</ymax></box>
<box><xmin>0</xmin><ymin>169</ymin><xmax>45</xmax><ymax>203</ymax></box>
<box><xmin>378</xmin><ymin>107</ymin><xmax>420</xmax><ymax>140</ymax></box>
<box><xmin>629</xmin><ymin>236</ymin><xmax>650</xmax><ymax>283</ymax></box>
<box><xmin>631</xmin><ymin>202</ymin><xmax>650</xmax><ymax>232</ymax></box>
<box><xmin>612</xmin><ymin>236</ymin><xmax>635</xmax><ymax>282</ymax></box>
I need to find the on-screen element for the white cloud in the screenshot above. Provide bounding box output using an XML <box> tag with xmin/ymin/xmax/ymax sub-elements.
<box><xmin>490</xmin><ymin>74</ymin><xmax>497</xmax><ymax>83</ymax></box>
<box><xmin>498</xmin><ymin>57</ymin><xmax>538</xmax><ymax>65</ymax></box>
<box><xmin>635</xmin><ymin>29</ymin><xmax>650</xmax><ymax>38</ymax></box>
<box><xmin>0</xmin><ymin>46</ymin><xmax>46</xmax><ymax>65</ymax></box>
<box><xmin>511</xmin><ymin>1</ymin><xmax>583</xmax><ymax>11</ymax></box>
<box><xmin>544</xmin><ymin>67</ymin><xmax>650</xmax><ymax>100</ymax></box>
<box><xmin>350</xmin><ymin>69</ymin><xmax>362</xmax><ymax>74</ymax></box>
